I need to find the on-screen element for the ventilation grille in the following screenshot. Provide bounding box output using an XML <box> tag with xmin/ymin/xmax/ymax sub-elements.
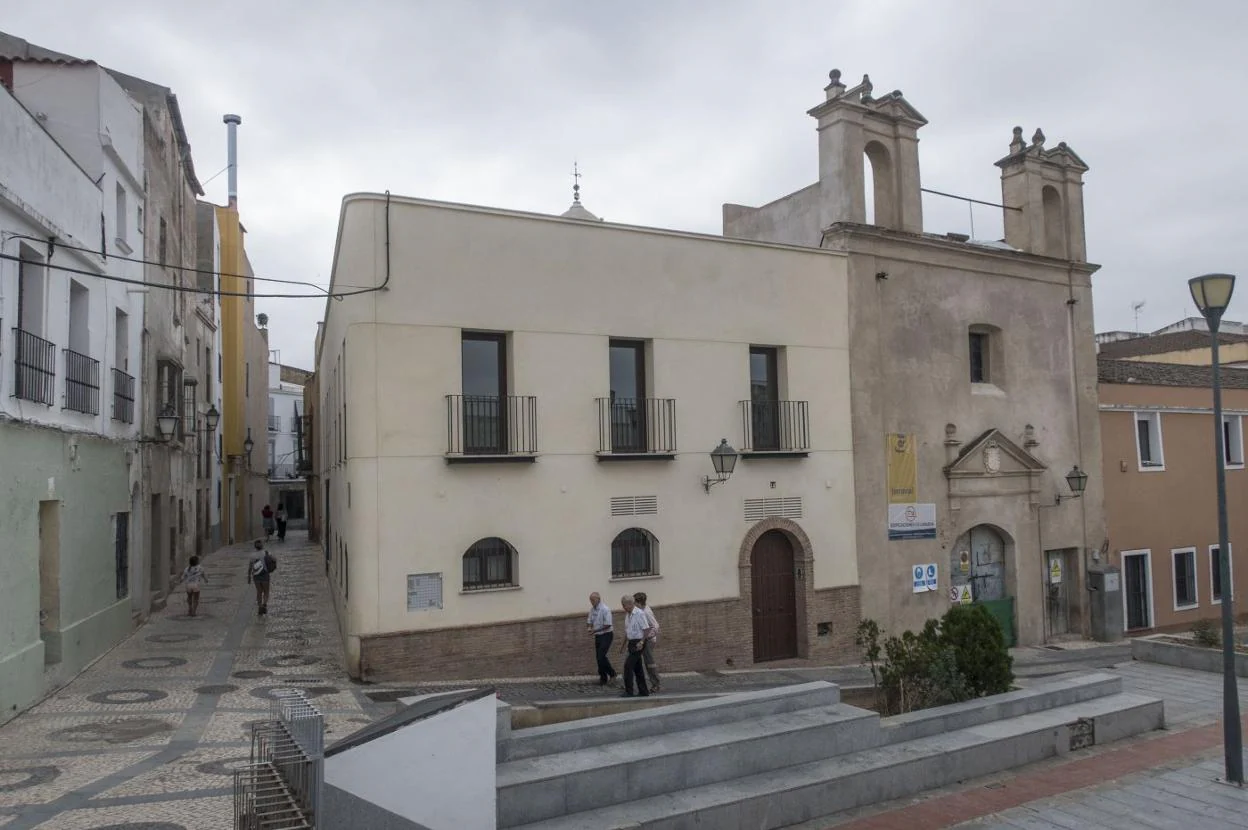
<box><xmin>610</xmin><ymin>495</ymin><xmax>659</xmax><ymax>516</ymax></box>
<box><xmin>744</xmin><ymin>497</ymin><xmax>803</xmax><ymax>522</ymax></box>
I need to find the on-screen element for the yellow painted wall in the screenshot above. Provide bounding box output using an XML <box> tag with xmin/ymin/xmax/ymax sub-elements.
<box><xmin>1123</xmin><ymin>342</ymin><xmax>1248</xmax><ymax>366</ymax></box>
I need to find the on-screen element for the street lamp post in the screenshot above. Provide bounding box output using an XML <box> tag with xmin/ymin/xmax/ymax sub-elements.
<box><xmin>1189</xmin><ymin>272</ymin><xmax>1243</xmax><ymax>785</ymax></box>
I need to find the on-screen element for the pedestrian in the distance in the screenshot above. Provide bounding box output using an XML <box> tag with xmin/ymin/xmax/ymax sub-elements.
<box><xmin>618</xmin><ymin>594</ymin><xmax>651</xmax><ymax>697</ymax></box>
<box><xmin>587</xmin><ymin>592</ymin><xmax>616</xmax><ymax>686</ymax></box>
<box><xmin>247</xmin><ymin>539</ymin><xmax>276</xmax><ymax>615</ymax></box>
<box><xmin>275</xmin><ymin>504</ymin><xmax>288</xmax><ymax>541</ymax></box>
<box><xmin>261</xmin><ymin>505</ymin><xmax>275</xmax><ymax>541</ymax></box>
<box><xmin>181</xmin><ymin>556</ymin><xmax>207</xmax><ymax>617</ymax></box>
<box><xmin>633</xmin><ymin>592</ymin><xmax>661</xmax><ymax>693</ymax></box>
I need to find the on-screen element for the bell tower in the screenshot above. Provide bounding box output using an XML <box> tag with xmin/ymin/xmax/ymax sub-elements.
<box><xmin>807</xmin><ymin>70</ymin><xmax>928</xmax><ymax>233</ymax></box>
<box><xmin>995</xmin><ymin>127</ymin><xmax>1089</xmax><ymax>261</ymax></box>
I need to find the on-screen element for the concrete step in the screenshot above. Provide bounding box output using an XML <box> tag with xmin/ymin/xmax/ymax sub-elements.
<box><xmin>513</xmin><ymin>691</ymin><xmax>1164</xmax><ymax>830</ymax></box>
<box><xmin>499</xmin><ymin>680</ymin><xmax>841</xmax><ymax>762</ymax></box>
<box><xmin>497</xmin><ymin>701</ymin><xmax>878</xmax><ymax>828</ymax></box>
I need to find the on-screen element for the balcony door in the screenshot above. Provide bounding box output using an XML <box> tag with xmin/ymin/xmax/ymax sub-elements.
<box><xmin>750</xmin><ymin>347</ymin><xmax>780</xmax><ymax>450</ymax></box>
<box><xmin>462</xmin><ymin>333</ymin><xmax>507</xmax><ymax>454</ymax></box>
<box><xmin>608</xmin><ymin>340</ymin><xmax>646</xmax><ymax>452</ymax></box>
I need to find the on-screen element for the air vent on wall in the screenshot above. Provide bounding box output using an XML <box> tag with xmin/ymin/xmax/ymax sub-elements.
<box><xmin>744</xmin><ymin>496</ymin><xmax>803</xmax><ymax>522</ymax></box>
<box><xmin>610</xmin><ymin>495</ymin><xmax>659</xmax><ymax>516</ymax></box>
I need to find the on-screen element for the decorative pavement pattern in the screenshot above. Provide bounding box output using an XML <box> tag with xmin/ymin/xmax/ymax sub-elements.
<box><xmin>0</xmin><ymin>537</ymin><xmax>385</xmax><ymax>830</ymax></box>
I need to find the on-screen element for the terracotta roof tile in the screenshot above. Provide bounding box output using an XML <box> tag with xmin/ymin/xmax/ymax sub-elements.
<box><xmin>1097</xmin><ymin>358</ymin><xmax>1248</xmax><ymax>389</ymax></box>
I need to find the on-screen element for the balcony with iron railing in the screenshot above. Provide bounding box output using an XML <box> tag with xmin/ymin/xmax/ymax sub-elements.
<box><xmin>595</xmin><ymin>397</ymin><xmax>677</xmax><ymax>460</ymax></box>
<box><xmin>446</xmin><ymin>394</ymin><xmax>538</xmax><ymax>462</ymax></box>
<box><xmin>12</xmin><ymin>328</ymin><xmax>56</xmax><ymax>406</ymax></box>
<box><xmin>111</xmin><ymin>368</ymin><xmax>135</xmax><ymax>423</ymax></box>
<box><xmin>739</xmin><ymin>399</ymin><xmax>811</xmax><ymax>458</ymax></box>
<box><xmin>63</xmin><ymin>348</ymin><xmax>100</xmax><ymax>415</ymax></box>
<box><xmin>268</xmin><ymin>414</ymin><xmax>281</xmax><ymax>432</ymax></box>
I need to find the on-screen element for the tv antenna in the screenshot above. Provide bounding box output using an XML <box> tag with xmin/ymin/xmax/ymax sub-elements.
<box><xmin>1131</xmin><ymin>300</ymin><xmax>1146</xmax><ymax>333</ymax></box>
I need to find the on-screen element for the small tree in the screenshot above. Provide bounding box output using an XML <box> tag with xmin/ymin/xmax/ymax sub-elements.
<box><xmin>939</xmin><ymin>604</ymin><xmax>1014</xmax><ymax>697</ymax></box>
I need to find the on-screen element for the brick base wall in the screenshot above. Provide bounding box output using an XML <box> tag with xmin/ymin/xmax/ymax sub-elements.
<box><xmin>359</xmin><ymin>585</ymin><xmax>861</xmax><ymax>682</ymax></box>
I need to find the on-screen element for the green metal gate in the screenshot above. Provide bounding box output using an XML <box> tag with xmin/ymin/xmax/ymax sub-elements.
<box><xmin>979</xmin><ymin>597</ymin><xmax>1016</xmax><ymax>648</ymax></box>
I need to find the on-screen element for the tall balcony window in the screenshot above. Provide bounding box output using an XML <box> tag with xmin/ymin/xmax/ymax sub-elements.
<box><xmin>447</xmin><ymin>332</ymin><xmax>536</xmax><ymax>460</ymax></box>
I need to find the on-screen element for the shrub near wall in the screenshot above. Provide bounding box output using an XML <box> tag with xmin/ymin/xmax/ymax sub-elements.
<box><xmin>856</xmin><ymin>605</ymin><xmax>1014</xmax><ymax>715</ymax></box>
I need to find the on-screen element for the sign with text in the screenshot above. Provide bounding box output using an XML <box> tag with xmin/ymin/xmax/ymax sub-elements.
<box><xmin>888</xmin><ymin>503</ymin><xmax>937</xmax><ymax>540</ymax></box>
<box><xmin>886</xmin><ymin>433</ymin><xmax>918</xmax><ymax>504</ymax></box>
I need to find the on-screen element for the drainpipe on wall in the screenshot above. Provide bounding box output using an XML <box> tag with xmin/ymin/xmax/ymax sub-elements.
<box><xmin>1064</xmin><ymin>263</ymin><xmax>1091</xmax><ymax>638</ymax></box>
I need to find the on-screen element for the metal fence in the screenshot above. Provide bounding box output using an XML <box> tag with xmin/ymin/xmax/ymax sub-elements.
<box><xmin>596</xmin><ymin>397</ymin><xmax>677</xmax><ymax>454</ymax></box>
<box><xmin>234</xmin><ymin>689</ymin><xmax>324</xmax><ymax>829</ymax></box>
<box><xmin>740</xmin><ymin>399</ymin><xmax>810</xmax><ymax>452</ymax></box>
<box><xmin>64</xmin><ymin>348</ymin><xmax>100</xmax><ymax>415</ymax></box>
<box><xmin>111</xmin><ymin>368</ymin><xmax>135</xmax><ymax>423</ymax></box>
<box><xmin>446</xmin><ymin>394</ymin><xmax>538</xmax><ymax>456</ymax></box>
<box><xmin>13</xmin><ymin>328</ymin><xmax>55</xmax><ymax>405</ymax></box>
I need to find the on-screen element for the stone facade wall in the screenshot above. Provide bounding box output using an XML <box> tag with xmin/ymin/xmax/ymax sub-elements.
<box><xmin>359</xmin><ymin>586</ymin><xmax>860</xmax><ymax>682</ymax></box>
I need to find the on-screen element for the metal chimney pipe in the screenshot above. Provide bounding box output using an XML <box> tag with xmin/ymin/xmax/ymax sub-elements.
<box><xmin>223</xmin><ymin>114</ymin><xmax>242</xmax><ymax>208</ymax></box>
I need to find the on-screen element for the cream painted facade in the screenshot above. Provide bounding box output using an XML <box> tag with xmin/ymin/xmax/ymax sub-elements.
<box><xmin>317</xmin><ymin>195</ymin><xmax>859</xmax><ymax>680</ymax></box>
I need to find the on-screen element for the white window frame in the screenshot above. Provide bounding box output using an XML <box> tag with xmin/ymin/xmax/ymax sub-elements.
<box><xmin>1223</xmin><ymin>415</ymin><xmax>1244</xmax><ymax>470</ymax></box>
<box><xmin>1210</xmin><ymin>543</ymin><xmax>1235</xmax><ymax>605</ymax></box>
<box><xmin>1121</xmin><ymin>549</ymin><xmax>1154</xmax><ymax>632</ymax></box>
<box><xmin>1171</xmin><ymin>547</ymin><xmax>1199</xmax><ymax>611</ymax></box>
<box><xmin>1134</xmin><ymin>411</ymin><xmax>1165</xmax><ymax>472</ymax></box>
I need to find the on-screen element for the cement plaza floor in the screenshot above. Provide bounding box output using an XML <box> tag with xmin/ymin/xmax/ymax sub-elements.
<box><xmin>0</xmin><ymin>534</ymin><xmax>1245</xmax><ymax>830</ymax></box>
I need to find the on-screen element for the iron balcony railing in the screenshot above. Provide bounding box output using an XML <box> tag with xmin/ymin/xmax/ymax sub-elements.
<box><xmin>740</xmin><ymin>399</ymin><xmax>810</xmax><ymax>452</ymax></box>
<box><xmin>446</xmin><ymin>394</ymin><xmax>538</xmax><ymax>456</ymax></box>
<box><xmin>111</xmin><ymin>368</ymin><xmax>135</xmax><ymax>424</ymax></box>
<box><xmin>64</xmin><ymin>348</ymin><xmax>100</xmax><ymax>415</ymax></box>
<box><xmin>12</xmin><ymin>328</ymin><xmax>56</xmax><ymax>405</ymax></box>
<box><xmin>596</xmin><ymin>397</ymin><xmax>677</xmax><ymax>454</ymax></box>
<box><xmin>269</xmin><ymin>414</ymin><xmax>282</xmax><ymax>432</ymax></box>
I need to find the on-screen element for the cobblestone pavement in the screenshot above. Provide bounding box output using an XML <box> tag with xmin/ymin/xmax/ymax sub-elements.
<box><xmin>0</xmin><ymin>535</ymin><xmax>385</xmax><ymax>830</ymax></box>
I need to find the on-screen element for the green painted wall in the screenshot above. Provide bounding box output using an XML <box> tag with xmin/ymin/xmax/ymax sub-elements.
<box><xmin>0</xmin><ymin>421</ymin><xmax>134</xmax><ymax>725</ymax></box>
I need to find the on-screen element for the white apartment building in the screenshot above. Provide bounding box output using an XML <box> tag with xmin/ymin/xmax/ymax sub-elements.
<box><xmin>317</xmin><ymin>191</ymin><xmax>859</xmax><ymax>682</ymax></box>
<box><xmin>267</xmin><ymin>355</ymin><xmax>308</xmax><ymax>525</ymax></box>
<box><xmin>0</xmin><ymin>67</ymin><xmax>145</xmax><ymax>723</ymax></box>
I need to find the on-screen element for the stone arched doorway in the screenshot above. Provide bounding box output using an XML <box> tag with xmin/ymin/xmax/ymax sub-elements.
<box><xmin>950</xmin><ymin>524</ymin><xmax>1015</xmax><ymax>645</ymax></box>
<box><xmin>750</xmin><ymin>530</ymin><xmax>798</xmax><ymax>662</ymax></box>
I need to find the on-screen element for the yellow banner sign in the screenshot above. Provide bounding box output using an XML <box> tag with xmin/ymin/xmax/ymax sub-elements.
<box><xmin>886</xmin><ymin>433</ymin><xmax>917</xmax><ymax>504</ymax></box>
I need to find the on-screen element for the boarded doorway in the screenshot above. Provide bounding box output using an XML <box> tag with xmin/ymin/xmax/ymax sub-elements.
<box><xmin>951</xmin><ymin>525</ymin><xmax>1014</xmax><ymax>646</ymax></box>
<box><xmin>1045</xmin><ymin>548</ymin><xmax>1075</xmax><ymax>638</ymax></box>
<box><xmin>751</xmin><ymin>530</ymin><xmax>797</xmax><ymax>662</ymax></box>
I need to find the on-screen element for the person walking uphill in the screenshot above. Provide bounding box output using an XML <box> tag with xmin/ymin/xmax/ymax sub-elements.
<box><xmin>618</xmin><ymin>594</ymin><xmax>652</xmax><ymax>697</ymax></box>
<box><xmin>261</xmin><ymin>505</ymin><xmax>275</xmax><ymax>541</ymax></box>
<box><xmin>275</xmin><ymin>504</ymin><xmax>288</xmax><ymax>541</ymax></box>
<box><xmin>247</xmin><ymin>540</ymin><xmax>277</xmax><ymax>615</ymax></box>
<box><xmin>181</xmin><ymin>556</ymin><xmax>207</xmax><ymax>617</ymax></box>
<box><xmin>587</xmin><ymin>592</ymin><xmax>617</xmax><ymax>685</ymax></box>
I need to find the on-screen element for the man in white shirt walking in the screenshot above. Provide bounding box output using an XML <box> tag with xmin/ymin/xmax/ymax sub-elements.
<box><xmin>633</xmin><ymin>592</ymin><xmax>661</xmax><ymax>693</ymax></box>
<box><xmin>587</xmin><ymin>592</ymin><xmax>617</xmax><ymax>685</ymax></box>
<box><xmin>618</xmin><ymin>594</ymin><xmax>652</xmax><ymax>697</ymax></box>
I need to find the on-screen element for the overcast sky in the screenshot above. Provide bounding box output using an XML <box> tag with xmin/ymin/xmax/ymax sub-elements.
<box><xmin>7</xmin><ymin>1</ymin><xmax>1247</xmax><ymax>370</ymax></box>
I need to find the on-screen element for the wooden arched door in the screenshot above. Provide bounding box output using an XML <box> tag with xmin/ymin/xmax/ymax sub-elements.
<box><xmin>751</xmin><ymin>530</ymin><xmax>797</xmax><ymax>661</ymax></box>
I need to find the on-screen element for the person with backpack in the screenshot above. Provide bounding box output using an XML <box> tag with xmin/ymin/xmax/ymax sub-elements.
<box><xmin>247</xmin><ymin>539</ymin><xmax>276</xmax><ymax>615</ymax></box>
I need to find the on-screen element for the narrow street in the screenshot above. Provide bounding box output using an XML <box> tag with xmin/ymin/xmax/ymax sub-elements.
<box><xmin>0</xmin><ymin>537</ymin><xmax>384</xmax><ymax>830</ymax></box>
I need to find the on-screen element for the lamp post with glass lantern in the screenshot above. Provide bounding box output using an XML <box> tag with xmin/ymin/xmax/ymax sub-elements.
<box><xmin>1189</xmin><ymin>272</ymin><xmax>1243</xmax><ymax>785</ymax></box>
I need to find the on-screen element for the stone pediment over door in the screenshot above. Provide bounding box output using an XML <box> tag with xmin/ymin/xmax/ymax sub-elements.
<box><xmin>944</xmin><ymin>428</ymin><xmax>1045</xmax><ymax>506</ymax></box>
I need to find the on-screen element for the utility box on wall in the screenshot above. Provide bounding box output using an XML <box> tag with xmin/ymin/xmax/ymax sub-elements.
<box><xmin>1087</xmin><ymin>564</ymin><xmax>1123</xmax><ymax>642</ymax></box>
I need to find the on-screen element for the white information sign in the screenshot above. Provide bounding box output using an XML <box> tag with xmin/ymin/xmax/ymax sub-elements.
<box><xmin>913</xmin><ymin>563</ymin><xmax>939</xmax><ymax>593</ymax></box>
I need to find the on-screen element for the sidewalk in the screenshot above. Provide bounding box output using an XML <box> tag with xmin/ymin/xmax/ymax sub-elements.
<box><xmin>0</xmin><ymin>535</ymin><xmax>383</xmax><ymax>830</ymax></box>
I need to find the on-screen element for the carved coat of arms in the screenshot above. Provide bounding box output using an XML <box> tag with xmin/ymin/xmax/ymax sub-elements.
<box><xmin>983</xmin><ymin>441</ymin><xmax>1002</xmax><ymax>474</ymax></box>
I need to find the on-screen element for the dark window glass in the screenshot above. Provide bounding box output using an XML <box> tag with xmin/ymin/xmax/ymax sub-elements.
<box><xmin>1174</xmin><ymin>551</ymin><xmax>1196</xmax><ymax>606</ymax></box>
<box><xmin>1137</xmin><ymin>418</ymin><xmax>1152</xmax><ymax>464</ymax></box>
<box><xmin>1213</xmin><ymin>546</ymin><xmax>1227</xmax><ymax>602</ymax></box>
<box><xmin>462</xmin><ymin>334</ymin><xmax>507</xmax><ymax>453</ymax></box>
<box><xmin>608</xmin><ymin>341</ymin><xmax>646</xmax><ymax>452</ymax></box>
<box><xmin>969</xmin><ymin>332</ymin><xmax>988</xmax><ymax>383</ymax></box>
<box><xmin>750</xmin><ymin>347</ymin><xmax>779</xmax><ymax>450</ymax></box>
<box><xmin>611</xmin><ymin>528</ymin><xmax>657</xmax><ymax>578</ymax></box>
<box><xmin>463</xmin><ymin>537</ymin><xmax>516</xmax><ymax>590</ymax></box>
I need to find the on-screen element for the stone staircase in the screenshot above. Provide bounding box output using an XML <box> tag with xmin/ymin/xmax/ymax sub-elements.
<box><xmin>495</xmin><ymin>673</ymin><xmax>1162</xmax><ymax>830</ymax></box>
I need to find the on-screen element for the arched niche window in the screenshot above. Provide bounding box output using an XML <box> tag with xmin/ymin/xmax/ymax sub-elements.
<box><xmin>1042</xmin><ymin>185</ymin><xmax>1066</xmax><ymax>258</ymax></box>
<box><xmin>612</xmin><ymin>528</ymin><xmax>659</xmax><ymax>578</ymax></box>
<box><xmin>463</xmin><ymin>537</ymin><xmax>518</xmax><ymax>591</ymax></box>
<box><xmin>863</xmin><ymin>140</ymin><xmax>896</xmax><ymax>228</ymax></box>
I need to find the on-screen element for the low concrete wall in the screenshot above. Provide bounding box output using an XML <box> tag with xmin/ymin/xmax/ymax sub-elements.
<box><xmin>1131</xmin><ymin>635</ymin><xmax>1248</xmax><ymax>677</ymax></box>
<box><xmin>881</xmin><ymin>672</ymin><xmax>1123</xmax><ymax>745</ymax></box>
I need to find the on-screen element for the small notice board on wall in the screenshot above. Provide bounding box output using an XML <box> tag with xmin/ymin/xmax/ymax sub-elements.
<box><xmin>888</xmin><ymin>503</ymin><xmax>937</xmax><ymax>540</ymax></box>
